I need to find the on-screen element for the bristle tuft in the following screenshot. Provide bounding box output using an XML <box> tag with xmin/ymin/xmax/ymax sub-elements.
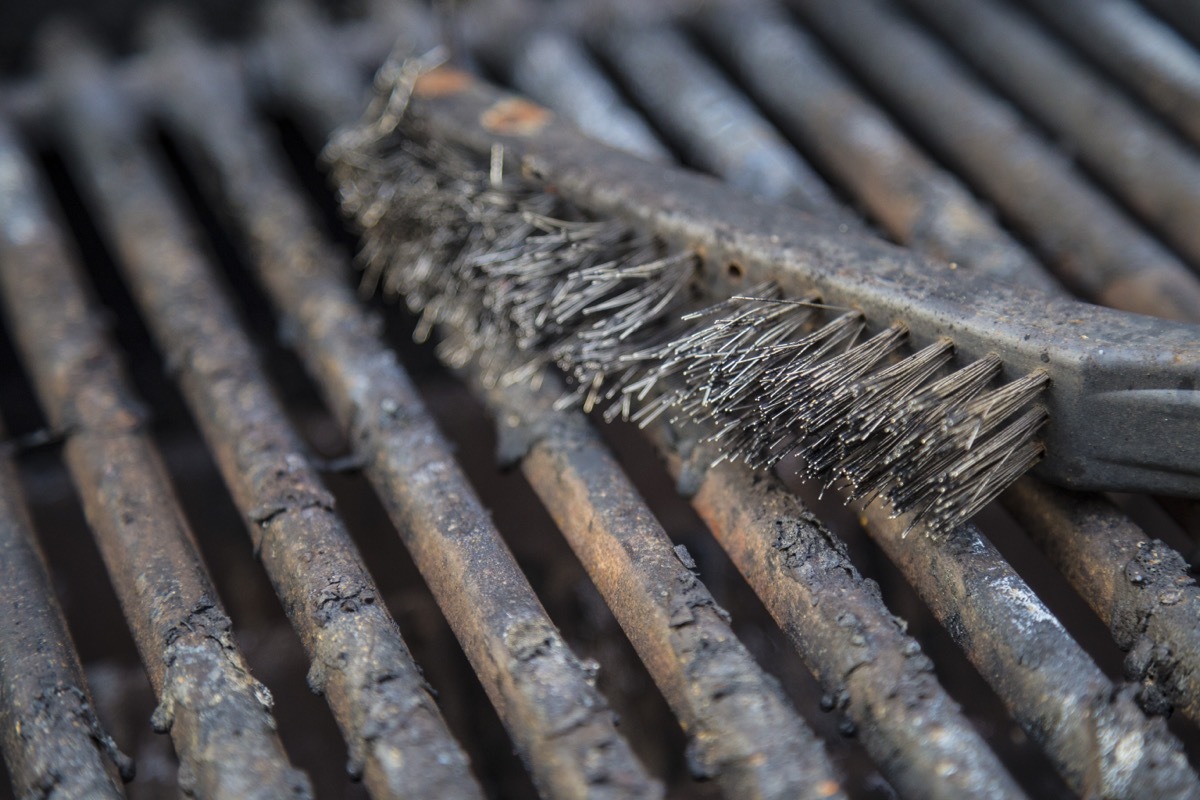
<box><xmin>325</xmin><ymin>63</ymin><xmax>1050</xmax><ymax>537</ymax></box>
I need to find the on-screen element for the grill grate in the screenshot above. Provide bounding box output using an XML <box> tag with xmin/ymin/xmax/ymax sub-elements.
<box><xmin>1</xmin><ymin>1</ymin><xmax>1199</xmax><ymax>798</ymax></box>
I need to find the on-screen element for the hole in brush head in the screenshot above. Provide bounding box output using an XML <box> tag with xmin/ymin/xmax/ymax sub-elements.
<box><xmin>726</xmin><ymin>260</ymin><xmax>745</xmax><ymax>280</ymax></box>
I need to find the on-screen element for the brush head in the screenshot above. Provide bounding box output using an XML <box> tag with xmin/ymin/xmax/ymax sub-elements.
<box><xmin>325</xmin><ymin>56</ymin><xmax>1052</xmax><ymax>537</ymax></box>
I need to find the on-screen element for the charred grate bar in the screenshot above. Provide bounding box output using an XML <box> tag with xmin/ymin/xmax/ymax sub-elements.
<box><xmin>0</xmin><ymin>0</ymin><xmax>1198</xmax><ymax>799</ymax></box>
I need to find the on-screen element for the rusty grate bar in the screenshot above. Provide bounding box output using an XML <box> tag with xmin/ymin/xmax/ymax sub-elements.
<box><xmin>899</xmin><ymin>0</ymin><xmax>1200</xmax><ymax>270</ymax></box>
<box><xmin>465</xmin><ymin>353</ymin><xmax>846</xmax><ymax>800</ymax></box>
<box><xmin>646</xmin><ymin>430</ymin><xmax>1027</xmax><ymax>800</ymax></box>
<box><xmin>48</xmin><ymin>21</ymin><xmax>483</xmax><ymax>800</ymax></box>
<box><xmin>1004</xmin><ymin>479</ymin><xmax>1200</xmax><ymax>725</ymax></box>
<box><xmin>598</xmin><ymin>23</ymin><xmax>852</xmax><ymax>221</ymax></box>
<box><xmin>148</xmin><ymin>23</ymin><xmax>661</xmax><ymax>800</ymax></box>
<box><xmin>693</xmin><ymin>4</ymin><xmax>1057</xmax><ymax>292</ymax></box>
<box><xmin>1016</xmin><ymin>0</ymin><xmax>1200</xmax><ymax>148</ymax></box>
<box><xmin>0</xmin><ymin>89</ymin><xmax>311</xmax><ymax>800</ymax></box>
<box><xmin>788</xmin><ymin>0</ymin><xmax>1200</xmax><ymax>322</ymax></box>
<box><xmin>0</xmin><ymin>413</ymin><xmax>131</xmax><ymax>800</ymax></box>
<box><xmin>856</xmin><ymin>498</ymin><xmax>1199</xmax><ymax>798</ymax></box>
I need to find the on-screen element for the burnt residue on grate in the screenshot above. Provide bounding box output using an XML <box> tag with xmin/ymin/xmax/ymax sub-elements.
<box><xmin>0</xmin><ymin>89</ymin><xmax>311</xmax><ymax>798</ymax></box>
<box><xmin>466</xmin><ymin>348</ymin><xmax>846</xmax><ymax>800</ymax></box>
<box><xmin>857</xmin><ymin>497</ymin><xmax>1199</xmax><ymax>798</ymax></box>
<box><xmin>788</xmin><ymin>0</ymin><xmax>1200</xmax><ymax>322</ymax></box>
<box><xmin>1006</xmin><ymin>479</ymin><xmax>1200</xmax><ymax>725</ymax></box>
<box><xmin>39</xmin><ymin>19</ymin><xmax>484</xmax><ymax>799</ymax></box>
<box><xmin>0</xmin><ymin>413</ymin><xmax>132</xmax><ymax>800</ymax></box>
<box><xmin>146</xmin><ymin>24</ymin><xmax>660</xmax><ymax>799</ymax></box>
<box><xmin>651</xmin><ymin>427</ymin><xmax>1026</xmax><ymax>800</ymax></box>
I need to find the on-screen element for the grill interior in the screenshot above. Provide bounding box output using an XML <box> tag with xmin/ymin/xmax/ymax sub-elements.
<box><xmin>1</xmin><ymin>1</ymin><xmax>1199</xmax><ymax>798</ymax></box>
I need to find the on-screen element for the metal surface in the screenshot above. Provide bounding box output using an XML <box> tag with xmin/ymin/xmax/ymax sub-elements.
<box><xmin>696</xmin><ymin>3</ymin><xmax>1058</xmax><ymax>293</ymax></box>
<box><xmin>855</xmin><ymin>501</ymin><xmax>1199</xmax><ymax>798</ymax></box>
<box><xmin>467</xmin><ymin>350</ymin><xmax>845</xmax><ymax>800</ymax></box>
<box><xmin>649</xmin><ymin>429</ymin><xmax>1027</xmax><ymax>800</ymax></box>
<box><xmin>0</xmin><ymin>81</ymin><xmax>312</xmax><ymax>798</ymax></box>
<box><xmin>899</xmin><ymin>0</ymin><xmax>1200</xmax><ymax>271</ymax></box>
<box><xmin>0</xmin><ymin>415</ymin><xmax>131</xmax><ymax>800</ymax></box>
<box><xmin>787</xmin><ymin>0</ymin><xmax>1200</xmax><ymax>323</ymax></box>
<box><xmin>150</xmin><ymin>28</ymin><xmax>660</xmax><ymax>800</ymax></box>
<box><xmin>1015</xmin><ymin>0</ymin><xmax>1200</xmax><ymax>148</ymax></box>
<box><xmin>1005</xmin><ymin>479</ymin><xmax>1200</xmax><ymax>725</ymax></box>
<box><xmin>52</xmin><ymin>20</ymin><xmax>483</xmax><ymax>799</ymax></box>
<box><xmin>598</xmin><ymin>24</ymin><xmax>854</xmax><ymax>222</ymax></box>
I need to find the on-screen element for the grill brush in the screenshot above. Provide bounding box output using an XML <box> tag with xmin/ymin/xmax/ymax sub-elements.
<box><xmin>324</xmin><ymin>54</ymin><xmax>1200</xmax><ymax>537</ymax></box>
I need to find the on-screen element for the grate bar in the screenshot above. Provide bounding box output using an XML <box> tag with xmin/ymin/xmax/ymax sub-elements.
<box><xmin>1016</xmin><ymin>0</ymin><xmax>1200</xmax><ymax>148</ymax></box>
<box><xmin>467</xmin><ymin>353</ymin><xmax>846</xmax><ymax>800</ymax></box>
<box><xmin>695</xmin><ymin>3</ymin><xmax>1058</xmax><ymax>293</ymax></box>
<box><xmin>450</xmin><ymin>14</ymin><xmax>1200</xmax><ymax>730</ymax></box>
<box><xmin>1004</xmin><ymin>479</ymin><xmax>1200</xmax><ymax>725</ymax></box>
<box><xmin>483</xmin><ymin>26</ymin><xmax>672</xmax><ymax>163</ymax></box>
<box><xmin>53</xmin><ymin>21</ymin><xmax>485</xmax><ymax>800</ymax></box>
<box><xmin>0</xmin><ymin>85</ymin><xmax>312</xmax><ymax>799</ymax></box>
<box><xmin>900</xmin><ymin>0</ymin><xmax>1200</xmax><ymax>271</ymax></box>
<box><xmin>651</xmin><ymin>432</ymin><xmax>1028</xmax><ymax>800</ymax></box>
<box><xmin>150</xmin><ymin>27</ymin><xmax>661</xmax><ymax>800</ymax></box>
<box><xmin>598</xmin><ymin>24</ymin><xmax>854</xmax><ymax>222</ymax></box>
<box><xmin>788</xmin><ymin>0</ymin><xmax>1200</xmax><ymax>322</ymax></box>
<box><xmin>0</xmin><ymin>413</ymin><xmax>131</xmax><ymax>799</ymax></box>
<box><xmin>856</xmin><ymin>498</ymin><xmax>1200</xmax><ymax>798</ymax></box>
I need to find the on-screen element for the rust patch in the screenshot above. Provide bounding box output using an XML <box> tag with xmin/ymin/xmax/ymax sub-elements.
<box><xmin>480</xmin><ymin>97</ymin><xmax>553</xmax><ymax>137</ymax></box>
<box><xmin>413</xmin><ymin>67</ymin><xmax>473</xmax><ymax>98</ymax></box>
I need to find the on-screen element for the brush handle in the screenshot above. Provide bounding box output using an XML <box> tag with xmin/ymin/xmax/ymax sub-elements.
<box><xmin>395</xmin><ymin>68</ymin><xmax>1200</xmax><ymax>498</ymax></box>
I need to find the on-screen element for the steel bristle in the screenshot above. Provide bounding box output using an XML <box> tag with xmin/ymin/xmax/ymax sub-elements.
<box><xmin>326</xmin><ymin>75</ymin><xmax>1050</xmax><ymax>537</ymax></box>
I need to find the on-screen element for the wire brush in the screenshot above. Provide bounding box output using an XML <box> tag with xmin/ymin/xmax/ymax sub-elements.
<box><xmin>323</xmin><ymin>53</ymin><xmax>1200</xmax><ymax>537</ymax></box>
